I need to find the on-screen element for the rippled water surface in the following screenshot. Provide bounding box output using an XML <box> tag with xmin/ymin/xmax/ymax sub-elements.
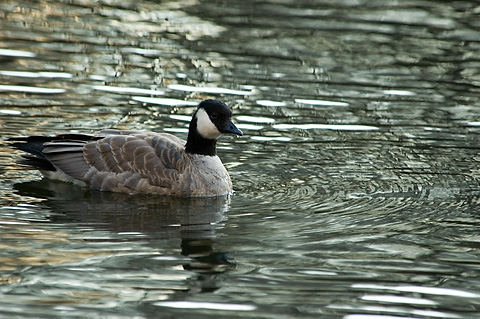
<box><xmin>2</xmin><ymin>0</ymin><xmax>480</xmax><ymax>318</ymax></box>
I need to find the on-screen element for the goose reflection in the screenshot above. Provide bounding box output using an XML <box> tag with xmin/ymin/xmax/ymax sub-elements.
<box><xmin>13</xmin><ymin>179</ymin><xmax>235</xmax><ymax>275</ymax></box>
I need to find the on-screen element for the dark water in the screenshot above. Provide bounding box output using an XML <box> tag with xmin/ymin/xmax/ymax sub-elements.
<box><xmin>2</xmin><ymin>0</ymin><xmax>480</xmax><ymax>318</ymax></box>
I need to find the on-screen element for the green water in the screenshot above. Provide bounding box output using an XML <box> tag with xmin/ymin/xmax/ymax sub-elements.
<box><xmin>1</xmin><ymin>1</ymin><xmax>480</xmax><ymax>318</ymax></box>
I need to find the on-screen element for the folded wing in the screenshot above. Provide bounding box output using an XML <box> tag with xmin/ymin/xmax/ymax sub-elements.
<box><xmin>39</xmin><ymin>130</ymin><xmax>188</xmax><ymax>192</ymax></box>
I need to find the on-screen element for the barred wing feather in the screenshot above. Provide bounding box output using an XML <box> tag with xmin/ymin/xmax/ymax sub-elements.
<box><xmin>43</xmin><ymin>131</ymin><xmax>189</xmax><ymax>192</ymax></box>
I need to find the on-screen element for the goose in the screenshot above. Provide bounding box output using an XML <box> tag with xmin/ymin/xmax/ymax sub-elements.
<box><xmin>9</xmin><ymin>99</ymin><xmax>243</xmax><ymax>197</ymax></box>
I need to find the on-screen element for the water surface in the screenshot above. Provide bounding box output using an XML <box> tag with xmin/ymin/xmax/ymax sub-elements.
<box><xmin>2</xmin><ymin>0</ymin><xmax>480</xmax><ymax>318</ymax></box>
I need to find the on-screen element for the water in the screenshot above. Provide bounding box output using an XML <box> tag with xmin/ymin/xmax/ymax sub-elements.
<box><xmin>1</xmin><ymin>0</ymin><xmax>480</xmax><ymax>318</ymax></box>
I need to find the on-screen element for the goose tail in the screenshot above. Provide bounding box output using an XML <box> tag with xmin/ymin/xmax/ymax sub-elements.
<box><xmin>8</xmin><ymin>136</ymin><xmax>56</xmax><ymax>171</ymax></box>
<box><xmin>8</xmin><ymin>134</ymin><xmax>99</xmax><ymax>172</ymax></box>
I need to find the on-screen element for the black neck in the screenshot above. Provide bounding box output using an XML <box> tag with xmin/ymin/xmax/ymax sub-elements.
<box><xmin>185</xmin><ymin>117</ymin><xmax>217</xmax><ymax>156</ymax></box>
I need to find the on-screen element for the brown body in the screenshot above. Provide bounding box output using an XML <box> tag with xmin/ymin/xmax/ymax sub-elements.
<box><xmin>41</xmin><ymin>130</ymin><xmax>233</xmax><ymax>197</ymax></box>
<box><xmin>9</xmin><ymin>100</ymin><xmax>242</xmax><ymax>197</ymax></box>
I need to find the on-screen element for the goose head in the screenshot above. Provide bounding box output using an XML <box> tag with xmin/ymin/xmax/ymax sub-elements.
<box><xmin>185</xmin><ymin>99</ymin><xmax>242</xmax><ymax>156</ymax></box>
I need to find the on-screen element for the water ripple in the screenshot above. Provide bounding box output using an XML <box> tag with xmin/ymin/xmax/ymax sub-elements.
<box><xmin>168</xmin><ymin>84</ymin><xmax>254</xmax><ymax>95</ymax></box>
<box><xmin>295</xmin><ymin>98</ymin><xmax>349</xmax><ymax>107</ymax></box>
<box><xmin>131</xmin><ymin>96</ymin><xmax>198</xmax><ymax>106</ymax></box>
<box><xmin>2</xmin><ymin>0</ymin><xmax>480</xmax><ymax>318</ymax></box>
<box><xmin>0</xmin><ymin>85</ymin><xmax>66</xmax><ymax>94</ymax></box>
<box><xmin>273</xmin><ymin>123</ymin><xmax>379</xmax><ymax>131</ymax></box>
<box><xmin>0</xmin><ymin>70</ymin><xmax>72</xmax><ymax>79</ymax></box>
<box><xmin>92</xmin><ymin>85</ymin><xmax>165</xmax><ymax>95</ymax></box>
<box><xmin>0</xmin><ymin>48</ymin><xmax>36</xmax><ymax>58</ymax></box>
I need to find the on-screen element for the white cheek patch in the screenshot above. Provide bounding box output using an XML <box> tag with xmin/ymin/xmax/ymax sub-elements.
<box><xmin>196</xmin><ymin>108</ymin><xmax>222</xmax><ymax>139</ymax></box>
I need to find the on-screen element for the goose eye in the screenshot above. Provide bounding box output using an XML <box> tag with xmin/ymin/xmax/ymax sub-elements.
<box><xmin>210</xmin><ymin>112</ymin><xmax>218</xmax><ymax>119</ymax></box>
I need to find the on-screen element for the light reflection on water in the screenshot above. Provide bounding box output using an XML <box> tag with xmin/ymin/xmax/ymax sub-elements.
<box><xmin>1</xmin><ymin>0</ymin><xmax>480</xmax><ymax>318</ymax></box>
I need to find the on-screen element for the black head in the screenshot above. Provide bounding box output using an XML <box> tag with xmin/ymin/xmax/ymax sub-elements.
<box><xmin>185</xmin><ymin>99</ymin><xmax>242</xmax><ymax>155</ymax></box>
<box><xmin>197</xmin><ymin>99</ymin><xmax>243</xmax><ymax>138</ymax></box>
